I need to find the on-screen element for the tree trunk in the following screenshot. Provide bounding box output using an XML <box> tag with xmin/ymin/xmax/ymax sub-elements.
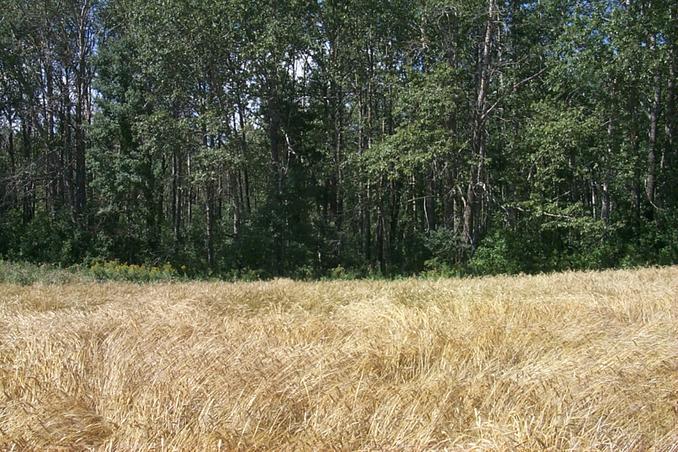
<box><xmin>376</xmin><ymin>200</ymin><xmax>385</xmax><ymax>274</ymax></box>
<box><xmin>389</xmin><ymin>180</ymin><xmax>401</xmax><ymax>270</ymax></box>
<box><xmin>6</xmin><ymin>111</ymin><xmax>16</xmax><ymax>209</ymax></box>
<box><xmin>601</xmin><ymin>119</ymin><xmax>613</xmax><ymax>224</ymax></box>
<box><xmin>237</xmin><ymin>101</ymin><xmax>251</xmax><ymax>215</ymax></box>
<box><xmin>172</xmin><ymin>149</ymin><xmax>182</xmax><ymax>248</ymax></box>
<box><xmin>74</xmin><ymin>1</ymin><xmax>92</xmax><ymax>218</ymax></box>
<box><xmin>363</xmin><ymin>183</ymin><xmax>372</xmax><ymax>263</ymax></box>
<box><xmin>462</xmin><ymin>0</ymin><xmax>495</xmax><ymax>251</ymax></box>
<box><xmin>205</xmin><ymin>186</ymin><xmax>215</xmax><ymax>270</ymax></box>
<box><xmin>664</xmin><ymin>13</ymin><xmax>676</xmax><ymax>201</ymax></box>
<box><xmin>20</xmin><ymin>118</ymin><xmax>33</xmax><ymax>222</ymax></box>
<box><xmin>645</xmin><ymin>68</ymin><xmax>660</xmax><ymax>213</ymax></box>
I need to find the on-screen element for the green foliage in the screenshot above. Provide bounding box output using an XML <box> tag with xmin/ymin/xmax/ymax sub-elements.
<box><xmin>0</xmin><ymin>0</ymin><xmax>676</xmax><ymax>280</ymax></box>
<box><xmin>423</xmin><ymin>228</ymin><xmax>464</xmax><ymax>268</ymax></box>
<box><xmin>88</xmin><ymin>260</ymin><xmax>179</xmax><ymax>283</ymax></box>
<box><xmin>363</xmin><ymin>65</ymin><xmax>464</xmax><ymax>181</ymax></box>
<box><xmin>0</xmin><ymin>213</ymin><xmax>88</xmax><ymax>265</ymax></box>
<box><xmin>420</xmin><ymin>261</ymin><xmax>463</xmax><ymax>280</ymax></box>
<box><xmin>468</xmin><ymin>232</ymin><xmax>520</xmax><ymax>276</ymax></box>
<box><xmin>326</xmin><ymin>265</ymin><xmax>365</xmax><ymax>281</ymax></box>
<box><xmin>221</xmin><ymin>267</ymin><xmax>267</xmax><ymax>282</ymax></box>
<box><xmin>0</xmin><ymin>261</ymin><xmax>88</xmax><ymax>285</ymax></box>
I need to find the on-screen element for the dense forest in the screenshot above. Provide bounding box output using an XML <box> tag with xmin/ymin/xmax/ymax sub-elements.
<box><xmin>0</xmin><ymin>0</ymin><xmax>676</xmax><ymax>278</ymax></box>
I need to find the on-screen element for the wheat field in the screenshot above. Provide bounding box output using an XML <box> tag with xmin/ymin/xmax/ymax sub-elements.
<box><xmin>0</xmin><ymin>267</ymin><xmax>677</xmax><ymax>450</ymax></box>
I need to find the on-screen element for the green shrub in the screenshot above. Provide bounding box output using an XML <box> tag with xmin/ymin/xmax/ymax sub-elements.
<box><xmin>423</xmin><ymin>228</ymin><xmax>465</xmax><ymax>266</ymax></box>
<box><xmin>420</xmin><ymin>259</ymin><xmax>463</xmax><ymax>279</ymax></box>
<box><xmin>468</xmin><ymin>232</ymin><xmax>520</xmax><ymax>275</ymax></box>
<box><xmin>88</xmin><ymin>260</ymin><xmax>179</xmax><ymax>282</ymax></box>
<box><xmin>326</xmin><ymin>265</ymin><xmax>366</xmax><ymax>280</ymax></box>
<box><xmin>0</xmin><ymin>260</ymin><xmax>88</xmax><ymax>285</ymax></box>
<box><xmin>220</xmin><ymin>267</ymin><xmax>268</xmax><ymax>282</ymax></box>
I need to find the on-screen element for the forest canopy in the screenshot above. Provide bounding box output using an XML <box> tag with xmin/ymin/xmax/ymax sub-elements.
<box><xmin>0</xmin><ymin>0</ymin><xmax>676</xmax><ymax>278</ymax></box>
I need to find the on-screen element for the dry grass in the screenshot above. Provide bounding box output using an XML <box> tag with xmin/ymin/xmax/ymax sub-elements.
<box><xmin>1</xmin><ymin>267</ymin><xmax>677</xmax><ymax>450</ymax></box>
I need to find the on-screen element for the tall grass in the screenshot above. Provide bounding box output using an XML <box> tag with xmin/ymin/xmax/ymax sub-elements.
<box><xmin>0</xmin><ymin>260</ymin><xmax>180</xmax><ymax>284</ymax></box>
<box><xmin>0</xmin><ymin>267</ymin><xmax>677</xmax><ymax>449</ymax></box>
<box><xmin>0</xmin><ymin>260</ymin><xmax>89</xmax><ymax>284</ymax></box>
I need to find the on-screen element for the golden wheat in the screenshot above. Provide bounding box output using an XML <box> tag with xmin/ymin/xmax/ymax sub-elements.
<box><xmin>0</xmin><ymin>267</ymin><xmax>677</xmax><ymax>450</ymax></box>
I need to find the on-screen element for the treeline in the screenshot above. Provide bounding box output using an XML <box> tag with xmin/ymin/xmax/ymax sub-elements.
<box><xmin>0</xmin><ymin>0</ymin><xmax>676</xmax><ymax>278</ymax></box>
